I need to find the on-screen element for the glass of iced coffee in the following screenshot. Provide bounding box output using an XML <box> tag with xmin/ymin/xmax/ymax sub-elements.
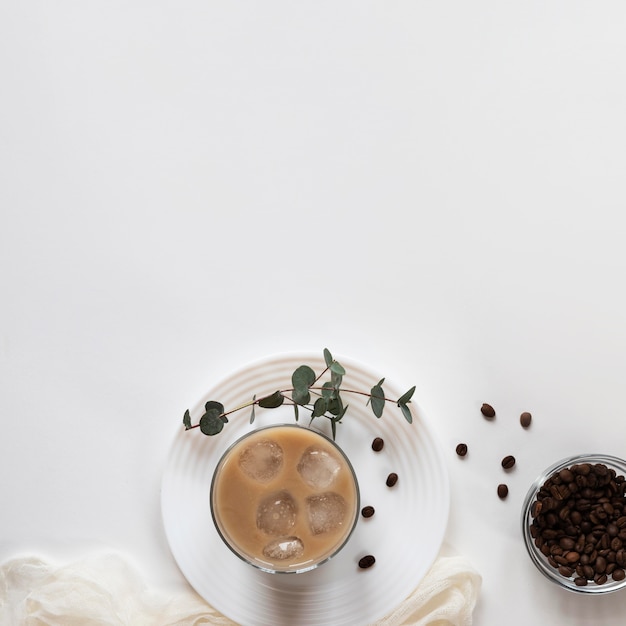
<box><xmin>210</xmin><ymin>424</ymin><xmax>360</xmax><ymax>573</ymax></box>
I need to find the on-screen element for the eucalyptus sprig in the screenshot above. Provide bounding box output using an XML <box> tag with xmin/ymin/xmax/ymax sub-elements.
<box><xmin>182</xmin><ymin>348</ymin><xmax>416</xmax><ymax>440</ymax></box>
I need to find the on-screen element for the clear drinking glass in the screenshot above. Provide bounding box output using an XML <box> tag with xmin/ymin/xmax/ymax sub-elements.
<box><xmin>210</xmin><ymin>424</ymin><xmax>360</xmax><ymax>574</ymax></box>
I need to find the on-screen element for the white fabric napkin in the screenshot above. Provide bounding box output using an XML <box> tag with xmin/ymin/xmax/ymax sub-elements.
<box><xmin>0</xmin><ymin>552</ymin><xmax>480</xmax><ymax>626</ymax></box>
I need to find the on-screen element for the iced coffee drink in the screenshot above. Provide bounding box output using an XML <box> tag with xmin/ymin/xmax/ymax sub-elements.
<box><xmin>210</xmin><ymin>424</ymin><xmax>359</xmax><ymax>573</ymax></box>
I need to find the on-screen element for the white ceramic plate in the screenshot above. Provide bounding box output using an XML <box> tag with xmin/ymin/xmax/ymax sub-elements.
<box><xmin>161</xmin><ymin>353</ymin><xmax>449</xmax><ymax>626</ymax></box>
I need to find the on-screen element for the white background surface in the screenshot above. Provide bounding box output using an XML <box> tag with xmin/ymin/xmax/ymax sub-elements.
<box><xmin>2</xmin><ymin>2</ymin><xmax>626</xmax><ymax>625</ymax></box>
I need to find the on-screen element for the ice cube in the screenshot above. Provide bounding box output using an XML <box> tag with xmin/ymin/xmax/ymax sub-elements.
<box><xmin>256</xmin><ymin>490</ymin><xmax>297</xmax><ymax>535</ymax></box>
<box><xmin>306</xmin><ymin>492</ymin><xmax>347</xmax><ymax>535</ymax></box>
<box><xmin>297</xmin><ymin>446</ymin><xmax>342</xmax><ymax>489</ymax></box>
<box><xmin>262</xmin><ymin>536</ymin><xmax>305</xmax><ymax>561</ymax></box>
<box><xmin>238</xmin><ymin>439</ymin><xmax>283</xmax><ymax>482</ymax></box>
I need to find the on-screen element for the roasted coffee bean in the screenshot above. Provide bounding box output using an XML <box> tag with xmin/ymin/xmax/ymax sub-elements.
<box><xmin>558</xmin><ymin>506</ymin><xmax>571</xmax><ymax>521</ymax></box>
<box><xmin>548</xmin><ymin>512</ymin><xmax>561</xmax><ymax>527</ymax></box>
<box><xmin>520</xmin><ymin>411</ymin><xmax>532</xmax><ymax>428</ymax></box>
<box><xmin>456</xmin><ymin>443</ymin><xmax>468</xmax><ymax>457</ymax></box>
<box><xmin>613</xmin><ymin>568</ymin><xmax>626</xmax><ymax>581</ymax></box>
<box><xmin>574</xmin><ymin>463</ymin><xmax>591</xmax><ymax>475</ymax></box>
<box><xmin>371</xmin><ymin>437</ymin><xmax>384</xmax><ymax>452</ymax></box>
<box><xmin>358</xmin><ymin>555</ymin><xmax>376</xmax><ymax>569</ymax></box>
<box><xmin>550</xmin><ymin>484</ymin><xmax>569</xmax><ymax>500</ymax></box>
<box><xmin>386</xmin><ymin>472</ymin><xmax>398</xmax><ymax>487</ymax></box>
<box><xmin>570</xmin><ymin>511</ymin><xmax>582</xmax><ymax>525</ymax></box>
<box><xmin>501</xmin><ymin>455</ymin><xmax>516</xmax><ymax>470</ymax></box>
<box><xmin>574</xmin><ymin>576</ymin><xmax>588</xmax><ymax>586</ymax></box>
<box><xmin>480</xmin><ymin>403</ymin><xmax>496</xmax><ymax>418</ymax></box>
<box><xmin>361</xmin><ymin>505</ymin><xmax>375</xmax><ymax>518</ymax></box>
<box><xmin>497</xmin><ymin>484</ymin><xmax>508</xmax><ymax>499</ymax></box>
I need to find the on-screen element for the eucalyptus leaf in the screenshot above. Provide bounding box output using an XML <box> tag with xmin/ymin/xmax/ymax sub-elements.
<box><xmin>321</xmin><ymin>381</ymin><xmax>335</xmax><ymax>399</ymax></box>
<box><xmin>327</xmin><ymin>394</ymin><xmax>343</xmax><ymax>416</ymax></box>
<box><xmin>331</xmin><ymin>416</ymin><xmax>337</xmax><ymax>440</ymax></box>
<box><xmin>331</xmin><ymin>370</ymin><xmax>343</xmax><ymax>389</ymax></box>
<box><xmin>200</xmin><ymin>409</ymin><xmax>224</xmax><ymax>435</ymax></box>
<box><xmin>399</xmin><ymin>402</ymin><xmax>413</xmax><ymax>424</ymax></box>
<box><xmin>205</xmin><ymin>400</ymin><xmax>225</xmax><ymax>414</ymax></box>
<box><xmin>292</xmin><ymin>387</ymin><xmax>310</xmax><ymax>406</ymax></box>
<box><xmin>312</xmin><ymin>397</ymin><xmax>327</xmax><ymax>418</ymax></box>
<box><xmin>293</xmin><ymin>402</ymin><xmax>299</xmax><ymax>422</ymax></box>
<box><xmin>397</xmin><ymin>386</ymin><xmax>416</xmax><ymax>406</ymax></box>
<box><xmin>370</xmin><ymin>379</ymin><xmax>385</xmax><ymax>418</ymax></box>
<box><xmin>330</xmin><ymin>361</ymin><xmax>346</xmax><ymax>376</ymax></box>
<box><xmin>323</xmin><ymin>348</ymin><xmax>333</xmax><ymax>367</ymax></box>
<box><xmin>183</xmin><ymin>409</ymin><xmax>192</xmax><ymax>430</ymax></box>
<box><xmin>335</xmin><ymin>403</ymin><xmax>348</xmax><ymax>421</ymax></box>
<box><xmin>292</xmin><ymin>365</ymin><xmax>316</xmax><ymax>389</ymax></box>
<box><xmin>250</xmin><ymin>395</ymin><xmax>256</xmax><ymax>424</ymax></box>
<box><xmin>258</xmin><ymin>391</ymin><xmax>284</xmax><ymax>408</ymax></box>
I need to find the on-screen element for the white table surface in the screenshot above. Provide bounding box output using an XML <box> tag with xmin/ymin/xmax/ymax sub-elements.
<box><xmin>2</xmin><ymin>3</ymin><xmax>626</xmax><ymax>625</ymax></box>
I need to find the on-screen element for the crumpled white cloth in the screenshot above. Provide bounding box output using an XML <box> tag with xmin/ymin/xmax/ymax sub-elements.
<box><xmin>0</xmin><ymin>552</ymin><xmax>480</xmax><ymax>626</ymax></box>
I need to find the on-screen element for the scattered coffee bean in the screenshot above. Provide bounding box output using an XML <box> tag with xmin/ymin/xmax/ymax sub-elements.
<box><xmin>498</xmin><ymin>483</ymin><xmax>509</xmax><ymax>499</ymax></box>
<box><xmin>520</xmin><ymin>412</ymin><xmax>532</xmax><ymax>428</ymax></box>
<box><xmin>529</xmin><ymin>461</ymin><xmax>626</xmax><ymax>585</ymax></box>
<box><xmin>501</xmin><ymin>455</ymin><xmax>516</xmax><ymax>470</ymax></box>
<box><xmin>386</xmin><ymin>472</ymin><xmax>398</xmax><ymax>487</ymax></box>
<box><xmin>361</xmin><ymin>505</ymin><xmax>375</xmax><ymax>518</ymax></box>
<box><xmin>456</xmin><ymin>443</ymin><xmax>468</xmax><ymax>457</ymax></box>
<box><xmin>358</xmin><ymin>555</ymin><xmax>376</xmax><ymax>569</ymax></box>
<box><xmin>480</xmin><ymin>403</ymin><xmax>496</xmax><ymax>419</ymax></box>
<box><xmin>371</xmin><ymin>437</ymin><xmax>384</xmax><ymax>452</ymax></box>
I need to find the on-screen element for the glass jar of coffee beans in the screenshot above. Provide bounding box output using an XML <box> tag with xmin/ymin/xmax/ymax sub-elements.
<box><xmin>522</xmin><ymin>454</ymin><xmax>626</xmax><ymax>594</ymax></box>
